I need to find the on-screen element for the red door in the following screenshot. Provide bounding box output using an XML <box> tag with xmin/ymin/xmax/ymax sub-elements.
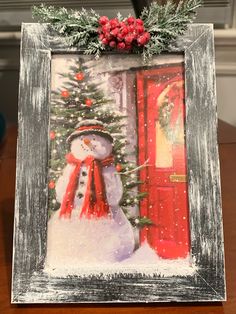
<box><xmin>137</xmin><ymin>65</ymin><xmax>190</xmax><ymax>259</ymax></box>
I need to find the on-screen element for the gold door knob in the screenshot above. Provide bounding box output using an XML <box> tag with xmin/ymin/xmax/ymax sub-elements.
<box><xmin>169</xmin><ymin>174</ymin><xmax>187</xmax><ymax>182</ymax></box>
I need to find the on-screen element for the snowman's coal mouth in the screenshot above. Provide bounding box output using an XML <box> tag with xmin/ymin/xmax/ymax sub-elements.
<box><xmin>81</xmin><ymin>143</ymin><xmax>95</xmax><ymax>152</ymax></box>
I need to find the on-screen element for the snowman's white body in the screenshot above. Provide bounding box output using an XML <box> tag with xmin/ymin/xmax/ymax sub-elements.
<box><xmin>46</xmin><ymin>133</ymin><xmax>135</xmax><ymax>270</ymax></box>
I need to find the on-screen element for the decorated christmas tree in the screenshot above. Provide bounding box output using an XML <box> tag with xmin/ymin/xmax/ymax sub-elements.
<box><xmin>48</xmin><ymin>57</ymin><xmax>152</xmax><ymax>228</ymax></box>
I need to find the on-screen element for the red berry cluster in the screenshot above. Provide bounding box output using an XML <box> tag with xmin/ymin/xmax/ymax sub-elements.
<box><xmin>98</xmin><ymin>16</ymin><xmax>150</xmax><ymax>50</ymax></box>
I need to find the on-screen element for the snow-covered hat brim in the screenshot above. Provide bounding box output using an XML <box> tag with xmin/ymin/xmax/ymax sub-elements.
<box><xmin>67</xmin><ymin>128</ymin><xmax>113</xmax><ymax>143</ymax></box>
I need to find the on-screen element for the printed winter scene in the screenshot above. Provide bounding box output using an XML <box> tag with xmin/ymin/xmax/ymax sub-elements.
<box><xmin>45</xmin><ymin>54</ymin><xmax>197</xmax><ymax>277</ymax></box>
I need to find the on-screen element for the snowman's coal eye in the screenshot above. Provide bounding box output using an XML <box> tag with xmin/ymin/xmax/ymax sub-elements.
<box><xmin>92</xmin><ymin>137</ymin><xmax>96</xmax><ymax>141</ymax></box>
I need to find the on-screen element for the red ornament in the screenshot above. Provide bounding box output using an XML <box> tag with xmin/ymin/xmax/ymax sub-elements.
<box><xmin>102</xmin><ymin>24</ymin><xmax>111</xmax><ymax>33</ymax></box>
<box><xmin>75</xmin><ymin>72</ymin><xmax>84</xmax><ymax>81</ymax></box>
<box><xmin>110</xmin><ymin>27</ymin><xmax>119</xmax><ymax>37</ymax></box>
<box><xmin>99</xmin><ymin>16</ymin><xmax>109</xmax><ymax>26</ymax></box>
<box><xmin>132</xmin><ymin>31</ymin><xmax>138</xmax><ymax>40</ymax></box>
<box><xmin>129</xmin><ymin>24</ymin><xmax>135</xmax><ymax>32</ymax></box>
<box><xmin>61</xmin><ymin>90</ymin><xmax>70</xmax><ymax>98</ymax></box>
<box><xmin>97</xmin><ymin>16</ymin><xmax>149</xmax><ymax>50</ymax></box>
<box><xmin>117</xmin><ymin>42</ymin><xmax>126</xmax><ymax>50</ymax></box>
<box><xmin>136</xmin><ymin>19</ymin><xmax>144</xmax><ymax>26</ymax></box>
<box><xmin>117</xmin><ymin>33</ymin><xmax>125</xmax><ymax>41</ymax></box>
<box><xmin>99</xmin><ymin>33</ymin><xmax>104</xmax><ymax>40</ymax></box>
<box><xmin>137</xmin><ymin>25</ymin><xmax>144</xmax><ymax>34</ymax></box>
<box><xmin>121</xmin><ymin>26</ymin><xmax>129</xmax><ymax>35</ymax></box>
<box><xmin>137</xmin><ymin>35</ymin><xmax>146</xmax><ymax>46</ymax></box>
<box><xmin>116</xmin><ymin>164</ymin><xmax>122</xmax><ymax>172</ymax></box>
<box><xmin>102</xmin><ymin>38</ymin><xmax>109</xmax><ymax>45</ymax></box>
<box><xmin>105</xmin><ymin>32</ymin><xmax>112</xmax><ymax>40</ymax></box>
<box><xmin>144</xmin><ymin>32</ymin><xmax>151</xmax><ymax>41</ymax></box>
<box><xmin>110</xmin><ymin>18</ymin><xmax>119</xmax><ymax>29</ymax></box>
<box><xmin>48</xmin><ymin>180</ymin><xmax>55</xmax><ymax>189</ymax></box>
<box><xmin>127</xmin><ymin>16</ymin><xmax>136</xmax><ymax>25</ymax></box>
<box><xmin>125</xmin><ymin>34</ymin><xmax>135</xmax><ymax>44</ymax></box>
<box><xmin>85</xmin><ymin>98</ymin><xmax>93</xmax><ymax>107</ymax></box>
<box><xmin>137</xmin><ymin>32</ymin><xmax>151</xmax><ymax>46</ymax></box>
<box><xmin>50</xmin><ymin>131</ymin><xmax>56</xmax><ymax>140</ymax></box>
<box><xmin>109</xmin><ymin>40</ymin><xmax>116</xmax><ymax>48</ymax></box>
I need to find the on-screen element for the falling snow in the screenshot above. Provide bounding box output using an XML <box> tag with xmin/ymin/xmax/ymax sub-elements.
<box><xmin>44</xmin><ymin>54</ymin><xmax>196</xmax><ymax>280</ymax></box>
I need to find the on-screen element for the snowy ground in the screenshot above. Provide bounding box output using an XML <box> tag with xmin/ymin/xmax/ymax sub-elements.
<box><xmin>45</xmin><ymin>215</ymin><xmax>197</xmax><ymax>278</ymax></box>
<box><xmin>45</xmin><ymin>243</ymin><xmax>197</xmax><ymax>277</ymax></box>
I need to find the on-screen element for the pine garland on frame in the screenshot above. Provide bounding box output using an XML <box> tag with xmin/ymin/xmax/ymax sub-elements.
<box><xmin>32</xmin><ymin>0</ymin><xmax>202</xmax><ymax>61</ymax></box>
<box><xmin>31</xmin><ymin>0</ymin><xmax>202</xmax><ymax>231</ymax></box>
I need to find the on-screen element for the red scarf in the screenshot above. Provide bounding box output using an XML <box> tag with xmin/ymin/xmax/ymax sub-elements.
<box><xmin>59</xmin><ymin>153</ymin><xmax>114</xmax><ymax>219</ymax></box>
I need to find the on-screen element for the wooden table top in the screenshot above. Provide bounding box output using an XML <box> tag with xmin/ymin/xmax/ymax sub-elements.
<box><xmin>0</xmin><ymin>120</ymin><xmax>235</xmax><ymax>313</ymax></box>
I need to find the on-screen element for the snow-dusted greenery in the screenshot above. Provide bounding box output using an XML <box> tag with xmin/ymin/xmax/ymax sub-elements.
<box><xmin>141</xmin><ymin>0</ymin><xmax>201</xmax><ymax>60</ymax></box>
<box><xmin>32</xmin><ymin>0</ymin><xmax>201</xmax><ymax>61</ymax></box>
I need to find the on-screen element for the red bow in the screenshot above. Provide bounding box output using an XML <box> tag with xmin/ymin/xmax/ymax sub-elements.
<box><xmin>59</xmin><ymin>153</ymin><xmax>114</xmax><ymax>219</ymax></box>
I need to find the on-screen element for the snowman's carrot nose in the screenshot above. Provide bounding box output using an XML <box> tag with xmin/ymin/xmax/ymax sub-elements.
<box><xmin>83</xmin><ymin>138</ymin><xmax>91</xmax><ymax>146</ymax></box>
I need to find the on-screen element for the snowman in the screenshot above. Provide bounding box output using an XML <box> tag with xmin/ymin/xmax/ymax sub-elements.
<box><xmin>46</xmin><ymin>120</ymin><xmax>135</xmax><ymax>270</ymax></box>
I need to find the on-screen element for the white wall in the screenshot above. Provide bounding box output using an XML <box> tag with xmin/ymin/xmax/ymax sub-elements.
<box><xmin>215</xmin><ymin>29</ymin><xmax>236</xmax><ymax>126</ymax></box>
<box><xmin>216</xmin><ymin>76</ymin><xmax>236</xmax><ymax>126</ymax></box>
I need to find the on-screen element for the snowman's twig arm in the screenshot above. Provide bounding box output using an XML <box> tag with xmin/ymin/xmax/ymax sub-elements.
<box><xmin>118</xmin><ymin>159</ymin><xmax>150</xmax><ymax>175</ymax></box>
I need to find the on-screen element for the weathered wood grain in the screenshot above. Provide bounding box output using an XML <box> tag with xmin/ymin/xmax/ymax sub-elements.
<box><xmin>12</xmin><ymin>32</ymin><xmax>51</xmax><ymax>299</ymax></box>
<box><xmin>185</xmin><ymin>25</ymin><xmax>225</xmax><ymax>299</ymax></box>
<box><xmin>11</xmin><ymin>23</ymin><xmax>226</xmax><ymax>303</ymax></box>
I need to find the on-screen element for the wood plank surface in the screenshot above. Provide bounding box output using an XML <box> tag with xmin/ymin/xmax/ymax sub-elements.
<box><xmin>0</xmin><ymin>122</ymin><xmax>235</xmax><ymax>312</ymax></box>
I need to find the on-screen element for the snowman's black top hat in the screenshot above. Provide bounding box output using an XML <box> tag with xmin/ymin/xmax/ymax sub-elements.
<box><xmin>67</xmin><ymin>119</ymin><xmax>113</xmax><ymax>143</ymax></box>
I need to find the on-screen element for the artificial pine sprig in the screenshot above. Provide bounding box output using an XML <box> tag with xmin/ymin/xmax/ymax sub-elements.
<box><xmin>141</xmin><ymin>0</ymin><xmax>201</xmax><ymax>60</ymax></box>
<box><xmin>32</xmin><ymin>0</ymin><xmax>201</xmax><ymax>61</ymax></box>
<box><xmin>32</xmin><ymin>5</ymin><xmax>103</xmax><ymax>58</ymax></box>
<box><xmin>129</xmin><ymin>216</ymin><xmax>153</xmax><ymax>228</ymax></box>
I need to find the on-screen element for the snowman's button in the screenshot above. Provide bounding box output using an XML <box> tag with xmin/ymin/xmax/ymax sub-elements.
<box><xmin>80</xmin><ymin>181</ymin><xmax>85</xmax><ymax>185</ymax></box>
<box><xmin>82</xmin><ymin>171</ymin><xmax>87</xmax><ymax>176</ymax></box>
<box><xmin>77</xmin><ymin>193</ymin><xmax>83</xmax><ymax>198</ymax></box>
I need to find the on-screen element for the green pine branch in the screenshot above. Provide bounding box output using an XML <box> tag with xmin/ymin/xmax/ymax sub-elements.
<box><xmin>129</xmin><ymin>216</ymin><xmax>153</xmax><ymax>228</ymax></box>
<box><xmin>141</xmin><ymin>0</ymin><xmax>202</xmax><ymax>61</ymax></box>
<box><xmin>32</xmin><ymin>4</ymin><xmax>102</xmax><ymax>55</ymax></box>
<box><xmin>32</xmin><ymin>0</ymin><xmax>201</xmax><ymax>62</ymax></box>
<box><xmin>126</xmin><ymin>180</ymin><xmax>144</xmax><ymax>188</ymax></box>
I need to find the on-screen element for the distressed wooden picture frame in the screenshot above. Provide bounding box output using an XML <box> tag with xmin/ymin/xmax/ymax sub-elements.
<box><xmin>12</xmin><ymin>23</ymin><xmax>226</xmax><ymax>303</ymax></box>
